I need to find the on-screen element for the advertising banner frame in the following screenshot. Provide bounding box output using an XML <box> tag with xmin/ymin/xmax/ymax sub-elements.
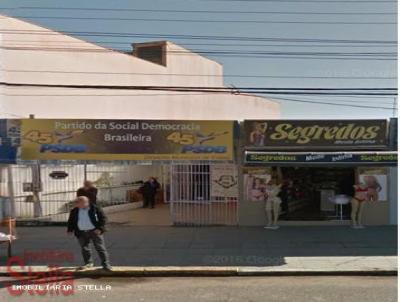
<box><xmin>245</xmin><ymin>151</ymin><xmax>398</xmax><ymax>166</ymax></box>
<box><xmin>20</xmin><ymin>119</ymin><xmax>236</xmax><ymax>162</ymax></box>
<box><xmin>243</xmin><ymin>119</ymin><xmax>389</xmax><ymax>151</ymax></box>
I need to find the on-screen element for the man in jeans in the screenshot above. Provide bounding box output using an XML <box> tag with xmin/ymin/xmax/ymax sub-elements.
<box><xmin>67</xmin><ymin>196</ymin><xmax>112</xmax><ymax>271</ymax></box>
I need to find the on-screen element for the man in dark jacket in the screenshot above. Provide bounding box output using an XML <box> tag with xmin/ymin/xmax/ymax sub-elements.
<box><xmin>141</xmin><ymin>177</ymin><xmax>160</xmax><ymax>208</ymax></box>
<box><xmin>76</xmin><ymin>181</ymin><xmax>98</xmax><ymax>204</ymax></box>
<box><xmin>67</xmin><ymin>196</ymin><xmax>111</xmax><ymax>271</ymax></box>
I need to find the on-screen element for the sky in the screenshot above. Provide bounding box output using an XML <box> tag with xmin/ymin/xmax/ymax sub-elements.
<box><xmin>0</xmin><ymin>0</ymin><xmax>397</xmax><ymax>119</ymax></box>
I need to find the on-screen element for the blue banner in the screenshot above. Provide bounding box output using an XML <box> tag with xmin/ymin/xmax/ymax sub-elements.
<box><xmin>0</xmin><ymin>120</ymin><xmax>18</xmax><ymax>164</ymax></box>
<box><xmin>245</xmin><ymin>151</ymin><xmax>397</xmax><ymax>166</ymax></box>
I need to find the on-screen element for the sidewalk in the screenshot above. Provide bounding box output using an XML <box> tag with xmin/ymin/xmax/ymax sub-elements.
<box><xmin>0</xmin><ymin>225</ymin><xmax>397</xmax><ymax>275</ymax></box>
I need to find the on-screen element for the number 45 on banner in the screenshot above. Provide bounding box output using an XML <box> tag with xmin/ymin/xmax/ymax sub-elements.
<box><xmin>167</xmin><ymin>132</ymin><xmax>195</xmax><ymax>145</ymax></box>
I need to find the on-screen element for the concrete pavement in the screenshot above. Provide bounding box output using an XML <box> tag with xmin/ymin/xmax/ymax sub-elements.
<box><xmin>0</xmin><ymin>225</ymin><xmax>396</xmax><ymax>275</ymax></box>
<box><xmin>0</xmin><ymin>256</ymin><xmax>396</xmax><ymax>276</ymax></box>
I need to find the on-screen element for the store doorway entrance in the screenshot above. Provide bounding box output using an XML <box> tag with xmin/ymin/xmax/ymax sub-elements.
<box><xmin>278</xmin><ymin>167</ymin><xmax>355</xmax><ymax>221</ymax></box>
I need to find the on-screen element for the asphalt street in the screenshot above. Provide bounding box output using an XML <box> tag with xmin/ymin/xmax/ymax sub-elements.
<box><xmin>0</xmin><ymin>276</ymin><xmax>396</xmax><ymax>302</ymax></box>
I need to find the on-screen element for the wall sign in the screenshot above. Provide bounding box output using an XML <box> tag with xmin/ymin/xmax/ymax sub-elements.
<box><xmin>21</xmin><ymin>119</ymin><xmax>235</xmax><ymax>161</ymax></box>
<box><xmin>210</xmin><ymin>164</ymin><xmax>238</xmax><ymax>198</ymax></box>
<box><xmin>245</xmin><ymin>152</ymin><xmax>397</xmax><ymax>165</ymax></box>
<box><xmin>49</xmin><ymin>171</ymin><xmax>69</xmax><ymax>180</ymax></box>
<box><xmin>244</xmin><ymin>120</ymin><xmax>388</xmax><ymax>150</ymax></box>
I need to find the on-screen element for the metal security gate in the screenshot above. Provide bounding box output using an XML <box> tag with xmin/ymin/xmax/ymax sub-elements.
<box><xmin>11</xmin><ymin>163</ymin><xmax>85</xmax><ymax>220</ymax></box>
<box><xmin>9</xmin><ymin>163</ymin><xmax>152</xmax><ymax>222</ymax></box>
<box><xmin>169</xmin><ymin>163</ymin><xmax>238</xmax><ymax>226</ymax></box>
<box><xmin>8</xmin><ymin>162</ymin><xmax>238</xmax><ymax>226</ymax></box>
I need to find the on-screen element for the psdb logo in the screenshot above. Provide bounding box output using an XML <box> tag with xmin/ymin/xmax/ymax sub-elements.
<box><xmin>40</xmin><ymin>144</ymin><xmax>87</xmax><ymax>153</ymax></box>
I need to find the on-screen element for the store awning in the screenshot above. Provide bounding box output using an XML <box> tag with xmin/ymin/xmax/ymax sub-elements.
<box><xmin>245</xmin><ymin>151</ymin><xmax>398</xmax><ymax>166</ymax></box>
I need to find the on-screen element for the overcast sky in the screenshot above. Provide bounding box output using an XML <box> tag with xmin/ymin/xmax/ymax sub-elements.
<box><xmin>1</xmin><ymin>0</ymin><xmax>397</xmax><ymax>119</ymax></box>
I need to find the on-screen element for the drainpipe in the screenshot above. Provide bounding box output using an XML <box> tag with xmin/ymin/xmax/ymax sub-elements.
<box><xmin>6</xmin><ymin>165</ymin><xmax>15</xmax><ymax>218</ymax></box>
<box><xmin>31</xmin><ymin>161</ymin><xmax>42</xmax><ymax>218</ymax></box>
<box><xmin>28</xmin><ymin>114</ymin><xmax>43</xmax><ymax>217</ymax></box>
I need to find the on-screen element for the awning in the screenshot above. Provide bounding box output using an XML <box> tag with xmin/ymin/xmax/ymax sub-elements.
<box><xmin>245</xmin><ymin>151</ymin><xmax>398</xmax><ymax>166</ymax></box>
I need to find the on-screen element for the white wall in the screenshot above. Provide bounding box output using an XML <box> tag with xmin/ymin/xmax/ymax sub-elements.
<box><xmin>0</xmin><ymin>86</ymin><xmax>280</xmax><ymax>120</ymax></box>
<box><xmin>0</xmin><ymin>15</ymin><xmax>280</xmax><ymax>120</ymax></box>
<box><xmin>388</xmin><ymin>167</ymin><xmax>397</xmax><ymax>225</ymax></box>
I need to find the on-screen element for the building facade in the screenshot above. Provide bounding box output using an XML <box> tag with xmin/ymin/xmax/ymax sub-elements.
<box><xmin>0</xmin><ymin>16</ymin><xmax>396</xmax><ymax>227</ymax></box>
<box><xmin>0</xmin><ymin>118</ymin><xmax>397</xmax><ymax>227</ymax></box>
<box><xmin>0</xmin><ymin>15</ymin><xmax>280</xmax><ymax>120</ymax></box>
<box><xmin>240</xmin><ymin>119</ymin><xmax>398</xmax><ymax>226</ymax></box>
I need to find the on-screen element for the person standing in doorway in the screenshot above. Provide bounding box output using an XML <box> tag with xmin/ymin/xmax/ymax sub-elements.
<box><xmin>77</xmin><ymin>180</ymin><xmax>98</xmax><ymax>204</ymax></box>
<box><xmin>67</xmin><ymin>196</ymin><xmax>112</xmax><ymax>271</ymax></box>
<box><xmin>141</xmin><ymin>177</ymin><xmax>160</xmax><ymax>209</ymax></box>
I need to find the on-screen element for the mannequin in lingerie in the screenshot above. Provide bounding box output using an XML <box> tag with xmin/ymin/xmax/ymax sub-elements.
<box><xmin>363</xmin><ymin>175</ymin><xmax>381</xmax><ymax>202</ymax></box>
<box><xmin>351</xmin><ymin>183</ymin><xmax>368</xmax><ymax>229</ymax></box>
<box><xmin>264</xmin><ymin>178</ymin><xmax>282</xmax><ymax>230</ymax></box>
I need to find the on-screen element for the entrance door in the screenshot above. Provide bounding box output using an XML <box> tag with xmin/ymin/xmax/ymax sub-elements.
<box><xmin>278</xmin><ymin>167</ymin><xmax>355</xmax><ymax>221</ymax></box>
<box><xmin>169</xmin><ymin>164</ymin><xmax>238</xmax><ymax>226</ymax></box>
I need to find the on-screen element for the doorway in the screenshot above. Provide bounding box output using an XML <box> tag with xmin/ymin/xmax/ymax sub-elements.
<box><xmin>169</xmin><ymin>163</ymin><xmax>238</xmax><ymax>226</ymax></box>
<box><xmin>278</xmin><ymin>167</ymin><xmax>355</xmax><ymax>221</ymax></box>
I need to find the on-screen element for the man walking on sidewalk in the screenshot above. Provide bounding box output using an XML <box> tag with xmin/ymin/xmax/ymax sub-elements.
<box><xmin>67</xmin><ymin>196</ymin><xmax>112</xmax><ymax>271</ymax></box>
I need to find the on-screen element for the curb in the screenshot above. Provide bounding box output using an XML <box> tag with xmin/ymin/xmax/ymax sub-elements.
<box><xmin>0</xmin><ymin>267</ymin><xmax>397</xmax><ymax>277</ymax></box>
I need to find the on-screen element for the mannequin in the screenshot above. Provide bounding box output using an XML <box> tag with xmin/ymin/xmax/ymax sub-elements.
<box><xmin>364</xmin><ymin>175</ymin><xmax>381</xmax><ymax>202</ymax></box>
<box><xmin>351</xmin><ymin>183</ymin><xmax>368</xmax><ymax>229</ymax></box>
<box><xmin>264</xmin><ymin>178</ymin><xmax>282</xmax><ymax>230</ymax></box>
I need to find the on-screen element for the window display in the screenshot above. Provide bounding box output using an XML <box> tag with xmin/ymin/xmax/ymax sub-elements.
<box><xmin>244</xmin><ymin>167</ymin><xmax>272</xmax><ymax>202</ymax></box>
<box><xmin>244</xmin><ymin>166</ymin><xmax>358</xmax><ymax>221</ymax></box>
<box><xmin>243</xmin><ymin>167</ymin><xmax>283</xmax><ymax>229</ymax></box>
<box><xmin>358</xmin><ymin>168</ymin><xmax>387</xmax><ymax>202</ymax></box>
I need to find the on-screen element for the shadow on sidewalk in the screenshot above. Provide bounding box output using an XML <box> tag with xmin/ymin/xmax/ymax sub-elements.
<box><xmin>0</xmin><ymin>225</ymin><xmax>396</xmax><ymax>267</ymax></box>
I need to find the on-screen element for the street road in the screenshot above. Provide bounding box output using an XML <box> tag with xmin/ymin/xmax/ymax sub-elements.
<box><xmin>0</xmin><ymin>276</ymin><xmax>396</xmax><ymax>302</ymax></box>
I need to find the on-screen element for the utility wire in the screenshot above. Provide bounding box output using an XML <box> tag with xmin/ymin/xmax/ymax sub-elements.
<box><xmin>0</xmin><ymin>82</ymin><xmax>396</xmax><ymax>95</ymax></box>
<box><xmin>0</xmin><ymin>82</ymin><xmax>393</xmax><ymax>110</ymax></box>
<box><xmin>2</xmin><ymin>40</ymin><xmax>396</xmax><ymax>48</ymax></box>
<box><xmin>10</xmin><ymin>7</ymin><xmax>397</xmax><ymax>15</ymax></box>
<box><xmin>12</xmin><ymin>16</ymin><xmax>397</xmax><ymax>25</ymax></box>
<box><xmin>2</xmin><ymin>69</ymin><xmax>396</xmax><ymax>80</ymax></box>
<box><xmin>0</xmin><ymin>85</ymin><xmax>394</xmax><ymax>109</ymax></box>
<box><xmin>3</xmin><ymin>92</ymin><xmax>395</xmax><ymax>104</ymax></box>
<box><xmin>268</xmin><ymin>96</ymin><xmax>395</xmax><ymax>109</ymax></box>
<box><xmin>1</xmin><ymin>29</ymin><xmax>396</xmax><ymax>44</ymax></box>
<box><xmin>0</xmin><ymin>46</ymin><xmax>395</xmax><ymax>60</ymax></box>
<box><xmin>2</xmin><ymin>47</ymin><xmax>394</xmax><ymax>56</ymax></box>
<box><xmin>1</xmin><ymin>83</ymin><xmax>394</xmax><ymax>90</ymax></box>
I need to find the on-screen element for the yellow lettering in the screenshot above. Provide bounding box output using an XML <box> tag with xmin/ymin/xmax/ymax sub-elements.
<box><xmin>349</xmin><ymin>126</ymin><xmax>365</xmax><ymax>139</ymax></box>
<box><xmin>270</xmin><ymin>123</ymin><xmax>290</xmax><ymax>140</ymax></box>
<box><xmin>323</xmin><ymin>127</ymin><xmax>339</xmax><ymax>139</ymax></box>
<box><xmin>364</xmin><ymin>126</ymin><xmax>380</xmax><ymax>139</ymax></box>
